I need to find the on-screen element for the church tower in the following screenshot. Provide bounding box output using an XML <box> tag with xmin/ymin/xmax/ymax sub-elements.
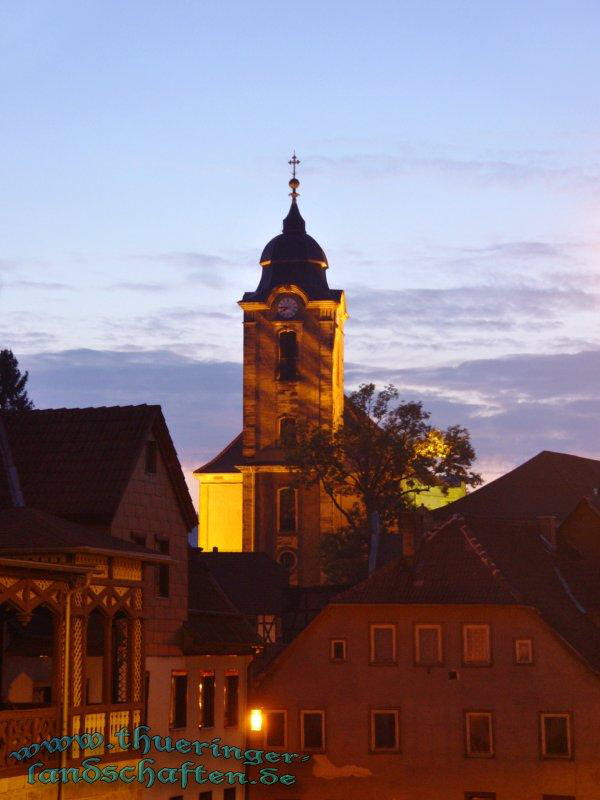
<box><xmin>195</xmin><ymin>157</ymin><xmax>347</xmax><ymax>584</ymax></box>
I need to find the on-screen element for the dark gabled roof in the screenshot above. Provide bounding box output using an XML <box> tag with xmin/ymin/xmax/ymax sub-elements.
<box><xmin>0</xmin><ymin>406</ymin><xmax>196</xmax><ymax>530</ymax></box>
<box><xmin>335</xmin><ymin>516</ymin><xmax>518</xmax><ymax>606</ymax></box>
<box><xmin>436</xmin><ymin>450</ymin><xmax>600</xmax><ymax>523</ymax></box>
<box><xmin>190</xmin><ymin>549</ymin><xmax>288</xmax><ymax>616</ymax></box>
<box><xmin>0</xmin><ymin>507</ymin><xmax>163</xmax><ymax>559</ymax></box>
<box><xmin>335</xmin><ymin>514</ymin><xmax>600</xmax><ymax>672</ymax></box>
<box><xmin>185</xmin><ymin>553</ymin><xmax>262</xmax><ymax>655</ymax></box>
<box><xmin>194</xmin><ymin>432</ymin><xmax>243</xmax><ymax>474</ymax></box>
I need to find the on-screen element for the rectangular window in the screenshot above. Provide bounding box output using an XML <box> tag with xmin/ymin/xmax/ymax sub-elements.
<box><xmin>371</xmin><ymin>709</ymin><xmax>399</xmax><ymax>751</ymax></box>
<box><xmin>257</xmin><ymin>614</ymin><xmax>277</xmax><ymax>643</ymax></box>
<box><xmin>541</xmin><ymin>713</ymin><xmax>572</xmax><ymax>758</ymax></box>
<box><xmin>199</xmin><ymin>672</ymin><xmax>215</xmax><ymax>727</ymax></box>
<box><xmin>278</xmin><ymin>487</ymin><xmax>297</xmax><ymax>532</ymax></box>
<box><xmin>224</xmin><ymin>673</ymin><xmax>239</xmax><ymax>727</ymax></box>
<box><xmin>199</xmin><ymin>793</ymin><xmax>213</xmax><ymax>800</ymax></box>
<box><xmin>515</xmin><ymin>638</ymin><xmax>533</xmax><ymax>664</ymax></box>
<box><xmin>462</xmin><ymin>624</ymin><xmax>491</xmax><ymax>665</ymax></box>
<box><xmin>156</xmin><ymin>538</ymin><xmax>170</xmax><ymax>598</ymax></box>
<box><xmin>370</xmin><ymin>624</ymin><xmax>396</xmax><ymax>663</ymax></box>
<box><xmin>330</xmin><ymin>639</ymin><xmax>347</xmax><ymax>662</ymax></box>
<box><xmin>301</xmin><ymin>710</ymin><xmax>324</xmax><ymax>751</ymax></box>
<box><xmin>465</xmin><ymin>712</ymin><xmax>494</xmax><ymax>757</ymax></box>
<box><xmin>414</xmin><ymin>624</ymin><xmax>442</xmax><ymax>665</ymax></box>
<box><xmin>145</xmin><ymin>440</ymin><xmax>157</xmax><ymax>474</ymax></box>
<box><xmin>265</xmin><ymin>710</ymin><xmax>286</xmax><ymax>748</ymax></box>
<box><xmin>465</xmin><ymin>794</ymin><xmax>496</xmax><ymax>800</ymax></box>
<box><xmin>278</xmin><ymin>330</ymin><xmax>298</xmax><ymax>380</ymax></box>
<box><xmin>170</xmin><ymin>672</ymin><xmax>187</xmax><ymax>729</ymax></box>
<box><xmin>131</xmin><ymin>533</ymin><xmax>147</xmax><ymax>547</ymax></box>
<box><xmin>223</xmin><ymin>790</ymin><xmax>236</xmax><ymax>800</ymax></box>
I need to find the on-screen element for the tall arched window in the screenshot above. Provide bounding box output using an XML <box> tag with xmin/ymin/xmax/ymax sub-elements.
<box><xmin>278</xmin><ymin>331</ymin><xmax>298</xmax><ymax>381</ymax></box>
<box><xmin>111</xmin><ymin>612</ymin><xmax>130</xmax><ymax>704</ymax></box>
<box><xmin>86</xmin><ymin>608</ymin><xmax>105</xmax><ymax>705</ymax></box>
<box><xmin>278</xmin><ymin>487</ymin><xmax>297</xmax><ymax>533</ymax></box>
<box><xmin>279</xmin><ymin>416</ymin><xmax>297</xmax><ymax>446</ymax></box>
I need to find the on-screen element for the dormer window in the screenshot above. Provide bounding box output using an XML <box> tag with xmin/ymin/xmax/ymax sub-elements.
<box><xmin>278</xmin><ymin>331</ymin><xmax>298</xmax><ymax>381</ymax></box>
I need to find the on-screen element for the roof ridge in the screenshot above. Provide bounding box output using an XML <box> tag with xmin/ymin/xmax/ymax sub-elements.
<box><xmin>458</xmin><ymin>520</ymin><xmax>522</xmax><ymax>603</ymax></box>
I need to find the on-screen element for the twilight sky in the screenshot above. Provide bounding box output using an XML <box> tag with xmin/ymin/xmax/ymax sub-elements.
<box><xmin>2</xmin><ymin>1</ymin><xmax>600</xmax><ymax>498</ymax></box>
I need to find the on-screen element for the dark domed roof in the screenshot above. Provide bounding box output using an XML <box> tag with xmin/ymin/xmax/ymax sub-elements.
<box><xmin>241</xmin><ymin>200</ymin><xmax>338</xmax><ymax>302</ymax></box>
<box><xmin>259</xmin><ymin>202</ymin><xmax>328</xmax><ymax>268</ymax></box>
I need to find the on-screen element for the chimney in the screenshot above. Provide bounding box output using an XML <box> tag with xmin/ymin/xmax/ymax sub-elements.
<box><xmin>398</xmin><ymin>510</ymin><xmax>423</xmax><ymax>561</ymax></box>
<box><xmin>538</xmin><ymin>515</ymin><xmax>558</xmax><ymax>550</ymax></box>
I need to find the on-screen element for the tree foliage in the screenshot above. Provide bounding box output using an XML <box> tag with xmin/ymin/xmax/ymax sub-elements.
<box><xmin>284</xmin><ymin>383</ymin><xmax>481</xmax><ymax>581</ymax></box>
<box><xmin>0</xmin><ymin>349</ymin><xmax>34</xmax><ymax>410</ymax></box>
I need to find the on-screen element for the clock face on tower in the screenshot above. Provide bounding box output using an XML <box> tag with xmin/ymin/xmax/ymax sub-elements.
<box><xmin>276</xmin><ymin>296</ymin><xmax>300</xmax><ymax>319</ymax></box>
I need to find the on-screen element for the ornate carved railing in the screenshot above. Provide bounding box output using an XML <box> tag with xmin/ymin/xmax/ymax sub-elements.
<box><xmin>0</xmin><ymin>706</ymin><xmax>59</xmax><ymax>773</ymax></box>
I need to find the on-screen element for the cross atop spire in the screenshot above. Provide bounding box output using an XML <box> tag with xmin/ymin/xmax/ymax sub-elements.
<box><xmin>288</xmin><ymin>151</ymin><xmax>300</xmax><ymax>201</ymax></box>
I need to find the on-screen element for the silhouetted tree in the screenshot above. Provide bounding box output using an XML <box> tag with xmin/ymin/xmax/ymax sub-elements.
<box><xmin>0</xmin><ymin>349</ymin><xmax>34</xmax><ymax>410</ymax></box>
<box><xmin>283</xmin><ymin>383</ymin><xmax>481</xmax><ymax>582</ymax></box>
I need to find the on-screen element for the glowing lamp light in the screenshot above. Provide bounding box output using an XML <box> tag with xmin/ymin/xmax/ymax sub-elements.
<box><xmin>249</xmin><ymin>708</ymin><xmax>263</xmax><ymax>732</ymax></box>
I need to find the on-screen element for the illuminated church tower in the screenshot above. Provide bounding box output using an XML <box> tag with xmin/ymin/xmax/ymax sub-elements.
<box><xmin>195</xmin><ymin>156</ymin><xmax>347</xmax><ymax>584</ymax></box>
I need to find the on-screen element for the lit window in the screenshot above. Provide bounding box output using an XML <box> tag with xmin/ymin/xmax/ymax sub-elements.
<box><xmin>265</xmin><ymin>710</ymin><xmax>286</xmax><ymax>748</ymax></box>
<box><xmin>199</xmin><ymin>672</ymin><xmax>215</xmax><ymax>727</ymax></box>
<box><xmin>541</xmin><ymin>713</ymin><xmax>572</xmax><ymax>758</ymax></box>
<box><xmin>301</xmin><ymin>710</ymin><xmax>324</xmax><ymax>751</ymax></box>
<box><xmin>370</xmin><ymin>624</ymin><xmax>396</xmax><ymax>664</ymax></box>
<box><xmin>257</xmin><ymin>614</ymin><xmax>277</xmax><ymax>643</ymax></box>
<box><xmin>465</xmin><ymin>712</ymin><xmax>494</xmax><ymax>757</ymax></box>
<box><xmin>278</xmin><ymin>487</ymin><xmax>297</xmax><ymax>533</ymax></box>
<box><xmin>515</xmin><ymin>638</ymin><xmax>533</xmax><ymax>664</ymax></box>
<box><xmin>330</xmin><ymin>639</ymin><xmax>347</xmax><ymax>662</ymax></box>
<box><xmin>169</xmin><ymin>672</ymin><xmax>187</xmax><ymax>729</ymax></box>
<box><xmin>414</xmin><ymin>624</ymin><xmax>442</xmax><ymax>665</ymax></box>
<box><xmin>371</xmin><ymin>710</ymin><xmax>399</xmax><ymax>751</ymax></box>
<box><xmin>278</xmin><ymin>331</ymin><xmax>298</xmax><ymax>380</ymax></box>
<box><xmin>224</xmin><ymin>673</ymin><xmax>239</xmax><ymax>727</ymax></box>
<box><xmin>462</xmin><ymin>624</ymin><xmax>491</xmax><ymax>665</ymax></box>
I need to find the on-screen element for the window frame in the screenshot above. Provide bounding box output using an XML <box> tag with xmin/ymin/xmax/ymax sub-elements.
<box><xmin>277</xmin><ymin>486</ymin><xmax>298</xmax><ymax>534</ymax></box>
<box><xmin>370</xmin><ymin>623</ymin><xmax>397</xmax><ymax>665</ymax></box>
<box><xmin>370</xmin><ymin>708</ymin><xmax>400</xmax><ymax>753</ymax></box>
<box><xmin>224</xmin><ymin>671</ymin><xmax>240</xmax><ymax>728</ymax></box>
<box><xmin>264</xmin><ymin>709</ymin><xmax>287</xmax><ymax>750</ymax></box>
<box><xmin>514</xmin><ymin>637</ymin><xmax>534</xmax><ymax>665</ymax></box>
<box><xmin>330</xmin><ymin>638</ymin><xmax>347</xmax><ymax>663</ymax></box>
<box><xmin>414</xmin><ymin>623</ymin><xmax>443</xmax><ymax>666</ymax></box>
<box><xmin>464</xmin><ymin>711</ymin><xmax>494</xmax><ymax>758</ymax></box>
<box><xmin>540</xmin><ymin>712</ymin><xmax>572</xmax><ymax>759</ymax></box>
<box><xmin>278</xmin><ymin>329</ymin><xmax>299</xmax><ymax>381</ymax></box>
<box><xmin>199</xmin><ymin>671</ymin><xmax>215</xmax><ymax>728</ymax></box>
<box><xmin>462</xmin><ymin>623</ymin><xmax>491</xmax><ymax>666</ymax></box>
<box><xmin>300</xmin><ymin>709</ymin><xmax>325</xmax><ymax>752</ymax></box>
<box><xmin>169</xmin><ymin>671</ymin><xmax>188</xmax><ymax>730</ymax></box>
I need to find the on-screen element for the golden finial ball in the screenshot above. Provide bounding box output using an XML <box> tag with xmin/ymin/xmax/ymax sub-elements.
<box><xmin>289</xmin><ymin>178</ymin><xmax>300</xmax><ymax>190</ymax></box>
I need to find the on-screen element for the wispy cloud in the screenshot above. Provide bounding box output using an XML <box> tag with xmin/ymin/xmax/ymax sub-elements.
<box><xmin>307</xmin><ymin>153</ymin><xmax>600</xmax><ymax>189</ymax></box>
<box><xmin>19</xmin><ymin>347</ymin><xmax>600</xmax><ymax>489</ymax></box>
<box><xmin>107</xmin><ymin>281</ymin><xmax>168</xmax><ymax>293</ymax></box>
